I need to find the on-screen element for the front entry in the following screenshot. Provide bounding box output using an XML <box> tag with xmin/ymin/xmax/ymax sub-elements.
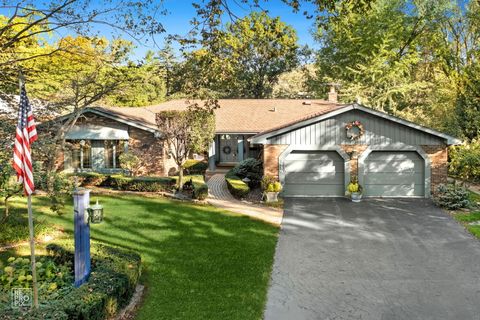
<box><xmin>219</xmin><ymin>134</ymin><xmax>238</xmax><ymax>163</ymax></box>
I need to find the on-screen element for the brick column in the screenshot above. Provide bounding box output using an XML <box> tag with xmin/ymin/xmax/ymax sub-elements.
<box><xmin>263</xmin><ymin>144</ymin><xmax>289</xmax><ymax>179</ymax></box>
<box><xmin>340</xmin><ymin>144</ymin><xmax>368</xmax><ymax>178</ymax></box>
<box><xmin>421</xmin><ymin>145</ymin><xmax>448</xmax><ymax>194</ymax></box>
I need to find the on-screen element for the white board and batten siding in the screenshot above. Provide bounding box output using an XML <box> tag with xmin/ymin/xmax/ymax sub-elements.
<box><xmin>268</xmin><ymin>110</ymin><xmax>443</xmax><ymax>146</ymax></box>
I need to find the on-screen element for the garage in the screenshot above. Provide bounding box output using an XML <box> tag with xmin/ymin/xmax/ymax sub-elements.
<box><xmin>283</xmin><ymin>151</ymin><xmax>345</xmax><ymax>197</ymax></box>
<box><xmin>363</xmin><ymin>151</ymin><xmax>425</xmax><ymax>197</ymax></box>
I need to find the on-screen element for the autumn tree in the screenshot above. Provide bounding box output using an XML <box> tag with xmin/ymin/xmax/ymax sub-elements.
<box><xmin>156</xmin><ymin>106</ymin><xmax>216</xmax><ymax>188</ymax></box>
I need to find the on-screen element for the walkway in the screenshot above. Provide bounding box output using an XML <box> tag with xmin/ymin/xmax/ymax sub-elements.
<box><xmin>207</xmin><ymin>174</ymin><xmax>283</xmax><ymax>226</ymax></box>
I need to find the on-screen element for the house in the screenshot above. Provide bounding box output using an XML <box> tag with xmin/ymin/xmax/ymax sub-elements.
<box><xmin>53</xmin><ymin>95</ymin><xmax>460</xmax><ymax>198</ymax></box>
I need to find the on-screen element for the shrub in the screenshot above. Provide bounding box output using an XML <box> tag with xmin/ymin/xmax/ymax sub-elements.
<box><xmin>119</xmin><ymin>152</ymin><xmax>142</xmax><ymax>176</ymax></box>
<box><xmin>0</xmin><ymin>242</ymin><xmax>142</xmax><ymax>320</ymax></box>
<box><xmin>193</xmin><ymin>183</ymin><xmax>209</xmax><ymax>200</ymax></box>
<box><xmin>230</xmin><ymin>158</ymin><xmax>263</xmax><ymax>187</ymax></box>
<box><xmin>47</xmin><ymin>172</ymin><xmax>74</xmax><ymax>216</ymax></box>
<box><xmin>109</xmin><ymin>175</ymin><xmax>175</xmax><ymax>192</ymax></box>
<box><xmin>183</xmin><ymin>160</ymin><xmax>208</xmax><ymax>175</ymax></box>
<box><xmin>0</xmin><ymin>256</ymin><xmax>73</xmax><ymax>300</ymax></box>
<box><xmin>68</xmin><ymin>172</ymin><xmax>109</xmax><ymax>187</ymax></box>
<box><xmin>449</xmin><ymin>140</ymin><xmax>480</xmax><ymax>182</ymax></box>
<box><xmin>434</xmin><ymin>183</ymin><xmax>470</xmax><ymax>210</ymax></box>
<box><xmin>225</xmin><ymin>170</ymin><xmax>250</xmax><ymax>198</ymax></box>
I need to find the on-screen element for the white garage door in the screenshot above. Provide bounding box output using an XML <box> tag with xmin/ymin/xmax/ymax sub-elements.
<box><xmin>283</xmin><ymin>151</ymin><xmax>345</xmax><ymax>197</ymax></box>
<box><xmin>364</xmin><ymin>151</ymin><xmax>425</xmax><ymax>197</ymax></box>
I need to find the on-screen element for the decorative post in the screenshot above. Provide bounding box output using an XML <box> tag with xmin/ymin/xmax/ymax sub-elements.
<box><xmin>237</xmin><ymin>136</ymin><xmax>244</xmax><ymax>162</ymax></box>
<box><xmin>208</xmin><ymin>138</ymin><xmax>216</xmax><ymax>171</ymax></box>
<box><xmin>73</xmin><ymin>188</ymin><xmax>91</xmax><ymax>287</ymax></box>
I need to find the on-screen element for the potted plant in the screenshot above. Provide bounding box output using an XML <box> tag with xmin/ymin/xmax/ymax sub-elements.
<box><xmin>262</xmin><ymin>176</ymin><xmax>282</xmax><ymax>202</ymax></box>
<box><xmin>347</xmin><ymin>176</ymin><xmax>363</xmax><ymax>202</ymax></box>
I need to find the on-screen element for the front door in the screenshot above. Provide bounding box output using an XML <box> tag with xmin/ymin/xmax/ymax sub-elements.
<box><xmin>91</xmin><ymin>140</ymin><xmax>105</xmax><ymax>170</ymax></box>
<box><xmin>219</xmin><ymin>134</ymin><xmax>238</xmax><ymax>163</ymax></box>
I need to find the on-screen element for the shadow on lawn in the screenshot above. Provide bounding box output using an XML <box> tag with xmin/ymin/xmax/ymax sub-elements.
<box><xmin>48</xmin><ymin>194</ymin><xmax>278</xmax><ymax>320</ymax></box>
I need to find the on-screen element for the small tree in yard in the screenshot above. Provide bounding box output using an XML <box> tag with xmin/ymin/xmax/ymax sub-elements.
<box><xmin>156</xmin><ymin>104</ymin><xmax>216</xmax><ymax>188</ymax></box>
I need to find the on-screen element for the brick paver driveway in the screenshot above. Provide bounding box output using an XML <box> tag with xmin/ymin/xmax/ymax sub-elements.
<box><xmin>264</xmin><ymin>198</ymin><xmax>480</xmax><ymax>320</ymax></box>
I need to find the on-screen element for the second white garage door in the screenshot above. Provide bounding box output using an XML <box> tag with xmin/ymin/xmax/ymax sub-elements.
<box><xmin>363</xmin><ymin>151</ymin><xmax>425</xmax><ymax>197</ymax></box>
<box><xmin>283</xmin><ymin>151</ymin><xmax>345</xmax><ymax>197</ymax></box>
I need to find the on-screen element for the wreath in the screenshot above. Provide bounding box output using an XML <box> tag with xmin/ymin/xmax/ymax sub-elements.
<box><xmin>345</xmin><ymin>120</ymin><xmax>365</xmax><ymax>140</ymax></box>
<box><xmin>222</xmin><ymin>146</ymin><xmax>232</xmax><ymax>154</ymax></box>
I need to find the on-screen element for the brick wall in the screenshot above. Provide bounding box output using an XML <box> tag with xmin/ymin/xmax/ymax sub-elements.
<box><xmin>421</xmin><ymin>145</ymin><xmax>448</xmax><ymax>193</ymax></box>
<box><xmin>340</xmin><ymin>144</ymin><xmax>368</xmax><ymax>177</ymax></box>
<box><xmin>262</xmin><ymin>144</ymin><xmax>289</xmax><ymax>179</ymax></box>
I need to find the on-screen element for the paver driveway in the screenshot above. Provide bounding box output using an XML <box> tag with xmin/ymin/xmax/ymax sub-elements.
<box><xmin>264</xmin><ymin>198</ymin><xmax>480</xmax><ymax>320</ymax></box>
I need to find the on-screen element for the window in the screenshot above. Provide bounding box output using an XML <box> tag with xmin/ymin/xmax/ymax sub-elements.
<box><xmin>69</xmin><ymin>140</ymin><xmax>91</xmax><ymax>169</ymax></box>
<box><xmin>104</xmin><ymin>140</ymin><xmax>125</xmax><ymax>169</ymax></box>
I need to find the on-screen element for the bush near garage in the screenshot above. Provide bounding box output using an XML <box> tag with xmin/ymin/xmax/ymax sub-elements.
<box><xmin>434</xmin><ymin>183</ymin><xmax>471</xmax><ymax>210</ymax></box>
<box><xmin>0</xmin><ymin>242</ymin><xmax>142</xmax><ymax>320</ymax></box>
<box><xmin>230</xmin><ymin>158</ymin><xmax>263</xmax><ymax>187</ymax></box>
<box><xmin>449</xmin><ymin>140</ymin><xmax>480</xmax><ymax>183</ymax></box>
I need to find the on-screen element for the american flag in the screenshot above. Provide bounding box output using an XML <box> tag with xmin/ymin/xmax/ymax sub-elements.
<box><xmin>13</xmin><ymin>84</ymin><xmax>38</xmax><ymax>195</ymax></box>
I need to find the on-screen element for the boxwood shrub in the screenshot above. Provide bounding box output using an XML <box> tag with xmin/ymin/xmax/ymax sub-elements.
<box><xmin>183</xmin><ymin>160</ymin><xmax>208</xmax><ymax>175</ymax></box>
<box><xmin>68</xmin><ymin>172</ymin><xmax>109</xmax><ymax>187</ymax></box>
<box><xmin>0</xmin><ymin>242</ymin><xmax>142</xmax><ymax>320</ymax></box>
<box><xmin>109</xmin><ymin>175</ymin><xmax>175</xmax><ymax>192</ymax></box>
<box><xmin>225</xmin><ymin>170</ymin><xmax>250</xmax><ymax>199</ymax></box>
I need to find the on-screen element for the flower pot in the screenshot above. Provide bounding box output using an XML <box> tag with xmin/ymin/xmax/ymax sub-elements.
<box><xmin>265</xmin><ymin>192</ymin><xmax>279</xmax><ymax>203</ymax></box>
<box><xmin>351</xmin><ymin>192</ymin><xmax>362</xmax><ymax>203</ymax></box>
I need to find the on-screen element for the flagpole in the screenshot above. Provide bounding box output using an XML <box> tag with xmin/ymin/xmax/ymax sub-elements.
<box><xmin>27</xmin><ymin>195</ymin><xmax>39</xmax><ymax>308</ymax></box>
<box><xmin>19</xmin><ymin>70</ymin><xmax>39</xmax><ymax>309</ymax></box>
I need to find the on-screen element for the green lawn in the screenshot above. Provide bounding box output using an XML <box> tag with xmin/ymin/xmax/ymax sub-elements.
<box><xmin>453</xmin><ymin>190</ymin><xmax>480</xmax><ymax>240</ymax></box>
<box><xmin>0</xmin><ymin>194</ymin><xmax>279</xmax><ymax>320</ymax></box>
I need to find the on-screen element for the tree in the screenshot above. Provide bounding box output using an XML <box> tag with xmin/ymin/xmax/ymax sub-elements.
<box><xmin>0</xmin><ymin>120</ymin><xmax>21</xmax><ymax>219</ymax></box>
<box><xmin>0</xmin><ymin>0</ymin><xmax>165</xmax><ymax>90</ymax></box>
<box><xmin>156</xmin><ymin>105</ymin><xmax>216</xmax><ymax>188</ymax></box>
<box><xmin>106</xmin><ymin>50</ymin><xmax>167</xmax><ymax>107</ymax></box>
<box><xmin>221</xmin><ymin>12</ymin><xmax>299</xmax><ymax>98</ymax></box>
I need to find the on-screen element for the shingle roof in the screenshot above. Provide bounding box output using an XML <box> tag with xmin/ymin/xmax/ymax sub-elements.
<box><xmin>96</xmin><ymin>99</ymin><xmax>345</xmax><ymax>134</ymax></box>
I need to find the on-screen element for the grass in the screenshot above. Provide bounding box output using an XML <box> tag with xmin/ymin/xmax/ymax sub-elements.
<box><xmin>0</xmin><ymin>194</ymin><xmax>279</xmax><ymax>320</ymax></box>
<box><xmin>469</xmin><ymin>190</ymin><xmax>480</xmax><ymax>204</ymax></box>
<box><xmin>453</xmin><ymin>190</ymin><xmax>480</xmax><ymax>240</ymax></box>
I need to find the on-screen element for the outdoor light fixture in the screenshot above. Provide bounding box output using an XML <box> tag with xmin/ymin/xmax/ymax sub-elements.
<box><xmin>88</xmin><ymin>200</ymin><xmax>104</xmax><ymax>224</ymax></box>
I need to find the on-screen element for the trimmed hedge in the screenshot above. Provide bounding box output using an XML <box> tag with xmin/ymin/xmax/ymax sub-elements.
<box><xmin>68</xmin><ymin>172</ymin><xmax>109</xmax><ymax>187</ymax></box>
<box><xmin>183</xmin><ymin>160</ymin><xmax>208</xmax><ymax>175</ymax></box>
<box><xmin>193</xmin><ymin>182</ymin><xmax>209</xmax><ymax>200</ymax></box>
<box><xmin>225</xmin><ymin>170</ymin><xmax>250</xmax><ymax>199</ymax></box>
<box><xmin>0</xmin><ymin>242</ymin><xmax>142</xmax><ymax>320</ymax></box>
<box><xmin>109</xmin><ymin>175</ymin><xmax>175</xmax><ymax>192</ymax></box>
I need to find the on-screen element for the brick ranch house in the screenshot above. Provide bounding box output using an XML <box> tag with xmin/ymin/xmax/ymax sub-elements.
<box><xmin>52</xmin><ymin>96</ymin><xmax>461</xmax><ymax>198</ymax></box>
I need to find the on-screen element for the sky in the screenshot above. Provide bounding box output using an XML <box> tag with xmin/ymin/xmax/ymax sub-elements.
<box><xmin>133</xmin><ymin>0</ymin><xmax>319</xmax><ymax>60</ymax></box>
<box><xmin>0</xmin><ymin>0</ymin><xmax>319</xmax><ymax>61</ymax></box>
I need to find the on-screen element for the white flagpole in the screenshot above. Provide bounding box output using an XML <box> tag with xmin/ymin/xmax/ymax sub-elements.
<box><xmin>19</xmin><ymin>71</ymin><xmax>39</xmax><ymax>308</ymax></box>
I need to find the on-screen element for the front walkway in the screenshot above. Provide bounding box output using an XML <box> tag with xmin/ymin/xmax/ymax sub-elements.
<box><xmin>207</xmin><ymin>174</ymin><xmax>283</xmax><ymax>226</ymax></box>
